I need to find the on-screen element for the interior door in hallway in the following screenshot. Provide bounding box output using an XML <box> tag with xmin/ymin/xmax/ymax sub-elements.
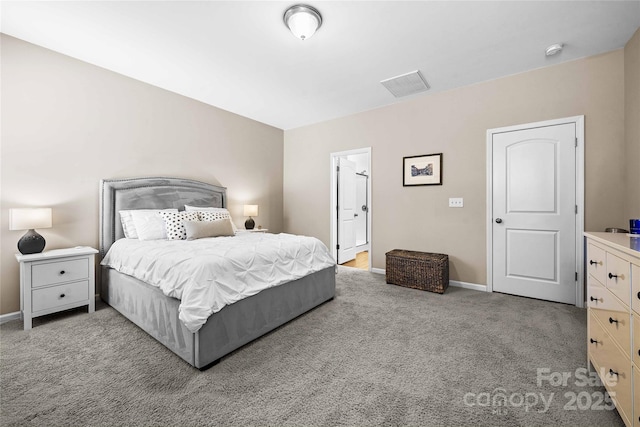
<box><xmin>337</xmin><ymin>157</ymin><xmax>356</xmax><ymax>264</ymax></box>
<box><xmin>491</xmin><ymin>123</ymin><xmax>577</xmax><ymax>304</ymax></box>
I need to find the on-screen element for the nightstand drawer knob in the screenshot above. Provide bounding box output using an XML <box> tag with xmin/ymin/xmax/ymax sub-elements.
<box><xmin>59</xmin><ymin>270</ymin><xmax>66</xmax><ymax>275</ymax></box>
<box><xmin>608</xmin><ymin>317</ymin><xmax>618</xmax><ymax>325</ymax></box>
<box><xmin>608</xmin><ymin>369</ymin><xmax>618</xmax><ymax>377</ymax></box>
<box><xmin>60</xmin><ymin>293</ymin><xmax>66</xmax><ymax>298</ymax></box>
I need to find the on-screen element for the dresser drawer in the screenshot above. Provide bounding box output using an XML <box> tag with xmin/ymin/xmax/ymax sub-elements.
<box><xmin>31</xmin><ymin>258</ymin><xmax>89</xmax><ymax>288</ymax></box>
<box><xmin>588</xmin><ymin>276</ymin><xmax>614</xmax><ymax>309</ymax></box>
<box><xmin>634</xmin><ymin>366</ymin><xmax>640</xmax><ymax>427</ymax></box>
<box><xmin>634</xmin><ymin>315</ymin><xmax>640</xmax><ymax>368</ymax></box>
<box><xmin>32</xmin><ymin>280</ymin><xmax>89</xmax><ymax>313</ymax></box>
<box><xmin>632</xmin><ymin>264</ymin><xmax>640</xmax><ymax>316</ymax></box>
<box><xmin>588</xmin><ymin>310</ymin><xmax>608</xmax><ymax>362</ymax></box>
<box><xmin>592</xmin><ymin>306</ymin><xmax>631</xmax><ymax>355</ymax></box>
<box><xmin>588</xmin><ymin>312</ymin><xmax>633</xmax><ymax>426</ymax></box>
<box><xmin>587</xmin><ymin>243</ymin><xmax>607</xmax><ymax>285</ymax></box>
<box><xmin>606</xmin><ymin>252</ymin><xmax>630</xmax><ymax>305</ymax></box>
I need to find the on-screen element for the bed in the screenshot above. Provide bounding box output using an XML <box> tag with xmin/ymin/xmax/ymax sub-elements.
<box><xmin>99</xmin><ymin>177</ymin><xmax>336</xmax><ymax>369</ymax></box>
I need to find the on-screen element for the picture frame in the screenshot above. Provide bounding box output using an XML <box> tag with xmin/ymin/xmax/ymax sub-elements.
<box><xmin>403</xmin><ymin>153</ymin><xmax>443</xmax><ymax>186</ymax></box>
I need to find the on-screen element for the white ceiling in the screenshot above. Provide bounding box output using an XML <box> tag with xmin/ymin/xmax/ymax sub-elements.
<box><xmin>2</xmin><ymin>1</ymin><xmax>639</xmax><ymax>130</ymax></box>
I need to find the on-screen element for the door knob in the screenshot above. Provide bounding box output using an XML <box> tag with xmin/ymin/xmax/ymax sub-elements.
<box><xmin>495</xmin><ymin>218</ymin><xmax>503</xmax><ymax>224</ymax></box>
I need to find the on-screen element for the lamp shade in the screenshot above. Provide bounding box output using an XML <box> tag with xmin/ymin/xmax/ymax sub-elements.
<box><xmin>243</xmin><ymin>205</ymin><xmax>259</xmax><ymax>217</ymax></box>
<box><xmin>9</xmin><ymin>208</ymin><xmax>52</xmax><ymax>230</ymax></box>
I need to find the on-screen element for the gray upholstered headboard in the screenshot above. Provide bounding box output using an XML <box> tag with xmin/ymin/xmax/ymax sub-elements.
<box><xmin>99</xmin><ymin>177</ymin><xmax>226</xmax><ymax>256</ymax></box>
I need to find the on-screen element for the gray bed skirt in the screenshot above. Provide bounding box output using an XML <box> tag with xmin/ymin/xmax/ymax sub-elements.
<box><xmin>102</xmin><ymin>266</ymin><xmax>336</xmax><ymax>369</ymax></box>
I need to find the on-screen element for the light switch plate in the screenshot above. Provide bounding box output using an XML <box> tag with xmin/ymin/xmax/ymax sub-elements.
<box><xmin>449</xmin><ymin>197</ymin><xmax>463</xmax><ymax>208</ymax></box>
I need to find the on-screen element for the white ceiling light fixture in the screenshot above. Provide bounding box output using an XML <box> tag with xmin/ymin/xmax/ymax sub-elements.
<box><xmin>283</xmin><ymin>4</ymin><xmax>322</xmax><ymax>40</ymax></box>
<box><xmin>545</xmin><ymin>43</ymin><xmax>564</xmax><ymax>57</ymax></box>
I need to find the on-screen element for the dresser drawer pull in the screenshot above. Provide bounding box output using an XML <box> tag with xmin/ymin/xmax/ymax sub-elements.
<box><xmin>589</xmin><ymin>260</ymin><xmax>599</xmax><ymax>265</ymax></box>
<box><xmin>589</xmin><ymin>296</ymin><xmax>600</xmax><ymax>303</ymax></box>
<box><xmin>59</xmin><ymin>270</ymin><xmax>66</xmax><ymax>275</ymax></box>
<box><xmin>637</xmin><ymin>291</ymin><xmax>640</xmax><ymax>300</ymax></box>
<box><xmin>59</xmin><ymin>293</ymin><xmax>66</xmax><ymax>298</ymax></box>
<box><xmin>589</xmin><ymin>338</ymin><xmax>600</xmax><ymax>345</ymax></box>
<box><xmin>608</xmin><ymin>369</ymin><xmax>618</xmax><ymax>377</ymax></box>
<box><xmin>608</xmin><ymin>317</ymin><xmax>618</xmax><ymax>325</ymax></box>
<box><xmin>607</xmin><ymin>273</ymin><xmax>618</xmax><ymax>279</ymax></box>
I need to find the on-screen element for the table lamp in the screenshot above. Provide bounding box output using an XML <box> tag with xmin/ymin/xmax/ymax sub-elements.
<box><xmin>9</xmin><ymin>208</ymin><xmax>52</xmax><ymax>254</ymax></box>
<box><xmin>243</xmin><ymin>205</ymin><xmax>258</xmax><ymax>230</ymax></box>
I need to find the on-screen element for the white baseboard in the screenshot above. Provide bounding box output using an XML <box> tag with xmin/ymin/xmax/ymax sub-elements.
<box><xmin>449</xmin><ymin>280</ymin><xmax>487</xmax><ymax>292</ymax></box>
<box><xmin>369</xmin><ymin>268</ymin><xmax>486</xmax><ymax>292</ymax></box>
<box><xmin>0</xmin><ymin>311</ymin><xmax>21</xmax><ymax>324</ymax></box>
<box><xmin>0</xmin><ymin>296</ymin><xmax>101</xmax><ymax>325</ymax></box>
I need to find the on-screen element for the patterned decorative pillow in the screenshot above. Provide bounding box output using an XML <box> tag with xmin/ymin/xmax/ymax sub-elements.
<box><xmin>160</xmin><ymin>211</ymin><xmax>199</xmax><ymax>240</ymax></box>
<box><xmin>198</xmin><ymin>210</ymin><xmax>232</xmax><ymax>222</ymax></box>
<box><xmin>185</xmin><ymin>206</ymin><xmax>238</xmax><ymax>233</ymax></box>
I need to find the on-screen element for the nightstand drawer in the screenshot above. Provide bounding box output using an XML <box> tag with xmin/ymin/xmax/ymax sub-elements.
<box><xmin>32</xmin><ymin>280</ymin><xmax>89</xmax><ymax>312</ymax></box>
<box><xmin>32</xmin><ymin>258</ymin><xmax>89</xmax><ymax>288</ymax></box>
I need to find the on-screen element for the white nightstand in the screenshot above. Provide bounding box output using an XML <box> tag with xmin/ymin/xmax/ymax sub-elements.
<box><xmin>16</xmin><ymin>246</ymin><xmax>98</xmax><ymax>330</ymax></box>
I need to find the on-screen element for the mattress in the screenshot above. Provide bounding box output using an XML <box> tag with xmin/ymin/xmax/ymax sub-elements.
<box><xmin>101</xmin><ymin>232</ymin><xmax>335</xmax><ymax>332</ymax></box>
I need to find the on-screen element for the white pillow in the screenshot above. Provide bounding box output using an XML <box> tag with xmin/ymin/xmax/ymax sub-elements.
<box><xmin>130</xmin><ymin>209</ymin><xmax>178</xmax><ymax>241</ymax></box>
<box><xmin>184</xmin><ymin>205</ymin><xmax>227</xmax><ymax>212</ymax></box>
<box><xmin>184</xmin><ymin>218</ymin><xmax>235</xmax><ymax>240</ymax></box>
<box><xmin>185</xmin><ymin>206</ymin><xmax>238</xmax><ymax>233</ymax></box>
<box><xmin>160</xmin><ymin>211</ymin><xmax>199</xmax><ymax>240</ymax></box>
<box><xmin>119</xmin><ymin>211</ymin><xmax>138</xmax><ymax>239</ymax></box>
<box><xmin>120</xmin><ymin>209</ymin><xmax>178</xmax><ymax>239</ymax></box>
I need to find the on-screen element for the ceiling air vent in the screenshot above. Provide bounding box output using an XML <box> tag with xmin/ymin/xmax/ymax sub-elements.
<box><xmin>380</xmin><ymin>70</ymin><xmax>430</xmax><ymax>98</ymax></box>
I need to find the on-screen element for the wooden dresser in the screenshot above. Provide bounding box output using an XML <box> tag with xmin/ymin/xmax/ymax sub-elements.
<box><xmin>585</xmin><ymin>232</ymin><xmax>640</xmax><ymax>427</ymax></box>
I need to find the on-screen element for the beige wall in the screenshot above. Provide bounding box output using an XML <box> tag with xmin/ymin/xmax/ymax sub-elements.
<box><xmin>0</xmin><ymin>35</ymin><xmax>284</xmax><ymax>314</ymax></box>
<box><xmin>284</xmin><ymin>50</ymin><xmax>627</xmax><ymax>285</ymax></box>
<box><xmin>625</xmin><ymin>28</ymin><xmax>640</xmax><ymax>221</ymax></box>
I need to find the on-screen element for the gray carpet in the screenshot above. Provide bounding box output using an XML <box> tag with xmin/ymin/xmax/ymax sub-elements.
<box><xmin>0</xmin><ymin>267</ymin><xmax>624</xmax><ymax>426</ymax></box>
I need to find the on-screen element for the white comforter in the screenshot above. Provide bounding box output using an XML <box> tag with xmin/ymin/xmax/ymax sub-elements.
<box><xmin>101</xmin><ymin>233</ymin><xmax>335</xmax><ymax>332</ymax></box>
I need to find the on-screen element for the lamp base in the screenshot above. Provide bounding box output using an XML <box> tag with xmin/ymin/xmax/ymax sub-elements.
<box><xmin>17</xmin><ymin>229</ymin><xmax>46</xmax><ymax>254</ymax></box>
<box><xmin>245</xmin><ymin>217</ymin><xmax>255</xmax><ymax>230</ymax></box>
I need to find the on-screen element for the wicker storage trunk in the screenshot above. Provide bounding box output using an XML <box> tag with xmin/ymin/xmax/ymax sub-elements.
<box><xmin>385</xmin><ymin>249</ymin><xmax>449</xmax><ymax>294</ymax></box>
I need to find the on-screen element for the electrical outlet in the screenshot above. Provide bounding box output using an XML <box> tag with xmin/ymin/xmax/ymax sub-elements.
<box><xmin>449</xmin><ymin>197</ymin><xmax>463</xmax><ymax>208</ymax></box>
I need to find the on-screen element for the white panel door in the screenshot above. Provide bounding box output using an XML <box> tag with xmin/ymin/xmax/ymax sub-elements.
<box><xmin>355</xmin><ymin>174</ymin><xmax>368</xmax><ymax>246</ymax></box>
<box><xmin>338</xmin><ymin>158</ymin><xmax>356</xmax><ymax>264</ymax></box>
<box><xmin>492</xmin><ymin>123</ymin><xmax>576</xmax><ymax>304</ymax></box>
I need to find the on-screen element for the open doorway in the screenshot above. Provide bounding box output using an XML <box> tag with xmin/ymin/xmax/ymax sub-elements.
<box><xmin>330</xmin><ymin>148</ymin><xmax>371</xmax><ymax>271</ymax></box>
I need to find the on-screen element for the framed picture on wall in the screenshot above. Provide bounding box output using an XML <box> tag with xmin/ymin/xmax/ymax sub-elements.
<box><xmin>403</xmin><ymin>153</ymin><xmax>443</xmax><ymax>186</ymax></box>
